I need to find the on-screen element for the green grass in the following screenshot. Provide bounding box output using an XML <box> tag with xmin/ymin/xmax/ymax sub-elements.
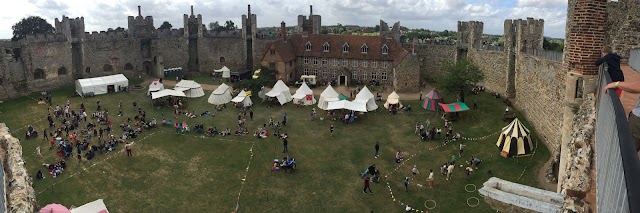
<box><xmin>0</xmin><ymin>85</ymin><xmax>549</xmax><ymax>213</ymax></box>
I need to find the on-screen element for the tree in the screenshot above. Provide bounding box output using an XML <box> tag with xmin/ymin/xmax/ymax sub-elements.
<box><xmin>209</xmin><ymin>21</ymin><xmax>221</xmax><ymax>32</ymax></box>
<box><xmin>224</xmin><ymin>20</ymin><xmax>237</xmax><ymax>30</ymax></box>
<box><xmin>11</xmin><ymin>16</ymin><xmax>55</xmax><ymax>41</ymax></box>
<box><xmin>373</xmin><ymin>25</ymin><xmax>380</xmax><ymax>32</ymax></box>
<box><xmin>107</xmin><ymin>27</ymin><xmax>125</xmax><ymax>33</ymax></box>
<box><xmin>159</xmin><ymin>21</ymin><xmax>173</xmax><ymax>30</ymax></box>
<box><xmin>439</xmin><ymin>59</ymin><xmax>483</xmax><ymax>102</ymax></box>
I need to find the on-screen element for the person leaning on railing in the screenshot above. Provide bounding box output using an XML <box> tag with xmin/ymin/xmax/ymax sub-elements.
<box><xmin>597</xmin><ymin>46</ymin><xmax>624</xmax><ymax>96</ymax></box>
<box><xmin>604</xmin><ymin>81</ymin><xmax>640</xmax><ymax>153</ymax></box>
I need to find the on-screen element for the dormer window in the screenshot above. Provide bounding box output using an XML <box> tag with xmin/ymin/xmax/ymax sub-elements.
<box><xmin>361</xmin><ymin>44</ymin><xmax>368</xmax><ymax>54</ymax></box>
<box><xmin>382</xmin><ymin>44</ymin><xmax>389</xmax><ymax>55</ymax></box>
<box><xmin>305</xmin><ymin>42</ymin><xmax>312</xmax><ymax>51</ymax></box>
<box><xmin>342</xmin><ymin>43</ymin><xmax>350</xmax><ymax>53</ymax></box>
<box><xmin>323</xmin><ymin>42</ymin><xmax>330</xmax><ymax>52</ymax></box>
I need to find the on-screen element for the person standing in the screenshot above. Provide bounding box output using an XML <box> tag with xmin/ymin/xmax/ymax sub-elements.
<box><xmin>363</xmin><ymin>176</ymin><xmax>373</xmax><ymax>194</ymax></box>
<box><xmin>596</xmin><ymin>46</ymin><xmax>624</xmax><ymax>97</ymax></box>
<box><xmin>419</xmin><ymin>90</ymin><xmax>423</xmax><ymax>101</ymax></box>
<box><xmin>282</xmin><ymin>137</ymin><xmax>288</xmax><ymax>153</ymax></box>
<box><xmin>311</xmin><ymin>108</ymin><xmax>317</xmax><ymax>121</ymax></box>
<box><xmin>249</xmin><ymin>110</ymin><xmax>253</xmax><ymax>121</ymax></box>
<box><xmin>36</xmin><ymin>146</ymin><xmax>42</xmax><ymax>158</ymax></box>
<box><xmin>459</xmin><ymin>142</ymin><xmax>466</xmax><ymax>157</ymax></box>
<box><xmin>282</xmin><ymin>113</ymin><xmax>287</xmax><ymax>126</ymax></box>
<box><xmin>446</xmin><ymin>163</ymin><xmax>455</xmax><ymax>181</ymax></box>
<box><xmin>411</xmin><ymin>165</ymin><xmax>419</xmax><ymax>180</ymax></box>
<box><xmin>269</xmin><ymin>117</ymin><xmax>274</xmax><ymax>126</ymax></box>
<box><xmin>451</xmin><ymin>154</ymin><xmax>457</xmax><ymax>165</ymax></box>
<box><xmin>427</xmin><ymin>169</ymin><xmax>434</xmax><ymax>188</ymax></box>
<box><xmin>125</xmin><ymin>142</ymin><xmax>133</xmax><ymax>157</ymax></box>
<box><xmin>96</xmin><ymin>99</ymin><xmax>101</xmax><ymax>111</ymax></box>
<box><xmin>605</xmin><ymin>81</ymin><xmax>640</xmax><ymax>155</ymax></box>
<box><xmin>436</xmin><ymin>128</ymin><xmax>441</xmax><ymax>139</ymax></box>
<box><xmin>403</xmin><ymin>177</ymin><xmax>410</xmax><ymax>192</ymax></box>
<box><xmin>374</xmin><ymin>142</ymin><xmax>380</xmax><ymax>159</ymax></box>
<box><xmin>330</xmin><ymin>124</ymin><xmax>334</xmax><ymax>136</ymax></box>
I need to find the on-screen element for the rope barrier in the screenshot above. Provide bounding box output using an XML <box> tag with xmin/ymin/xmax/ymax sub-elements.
<box><xmin>234</xmin><ymin>141</ymin><xmax>256</xmax><ymax>212</ymax></box>
<box><xmin>460</xmin><ymin>131</ymin><xmax>501</xmax><ymax>141</ymax></box>
<box><xmin>517</xmin><ymin>140</ymin><xmax>539</xmax><ymax>181</ymax></box>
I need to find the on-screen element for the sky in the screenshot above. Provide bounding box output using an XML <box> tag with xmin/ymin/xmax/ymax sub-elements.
<box><xmin>0</xmin><ymin>0</ymin><xmax>569</xmax><ymax>39</ymax></box>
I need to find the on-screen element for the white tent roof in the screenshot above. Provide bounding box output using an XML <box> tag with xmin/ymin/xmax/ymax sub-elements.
<box><xmin>175</xmin><ymin>80</ymin><xmax>204</xmax><ymax>98</ymax></box>
<box><xmin>151</xmin><ymin>89</ymin><xmax>186</xmax><ymax>100</ymax></box>
<box><xmin>272</xmin><ymin>80</ymin><xmax>290</xmax><ymax>92</ymax></box>
<box><xmin>70</xmin><ymin>199</ymin><xmax>109</xmax><ymax>213</ymax></box>
<box><xmin>387</xmin><ymin>91</ymin><xmax>400</xmax><ymax>104</ymax></box>
<box><xmin>231</xmin><ymin>90</ymin><xmax>253</xmax><ymax>107</ymax></box>
<box><xmin>266</xmin><ymin>80</ymin><xmax>292</xmax><ymax>105</ymax></box>
<box><xmin>214</xmin><ymin>66</ymin><xmax>230</xmax><ymax>73</ymax></box>
<box><xmin>175</xmin><ymin>80</ymin><xmax>202</xmax><ymax>89</ymax></box>
<box><xmin>75</xmin><ymin>74</ymin><xmax>129</xmax><ymax>97</ymax></box>
<box><xmin>327</xmin><ymin>100</ymin><xmax>367</xmax><ymax>112</ymax></box>
<box><xmin>355</xmin><ymin>86</ymin><xmax>374</xmax><ymax>100</ymax></box>
<box><xmin>292</xmin><ymin>83</ymin><xmax>313</xmax><ymax>99</ymax></box>
<box><xmin>354</xmin><ymin>86</ymin><xmax>378</xmax><ymax>111</ymax></box>
<box><xmin>318</xmin><ymin>85</ymin><xmax>340</xmax><ymax>110</ymax></box>
<box><xmin>208</xmin><ymin>83</ymin><xmax>233</xmax><ymax>105</ymax></box>
<box><xmin>147</xmin><ymin>80</ymin><xmax>165</xmax><ymax>95</ymax></box>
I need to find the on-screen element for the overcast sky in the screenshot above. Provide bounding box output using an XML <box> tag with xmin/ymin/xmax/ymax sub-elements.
<box><xmin>0</xmin><ymin>0</ymin><xmax>568</xmax><ymax>39</ymax></box>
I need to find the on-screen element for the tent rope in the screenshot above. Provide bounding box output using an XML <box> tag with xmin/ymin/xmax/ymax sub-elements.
<box><xmin>235</xmin><ymin>141</ymin><xmax>256</xmax><ymax>212</ymax></box>
<box><xmin>517</xmin><ymin>140</ymin><xmax>539</xmax><ymax>181</ymax></box>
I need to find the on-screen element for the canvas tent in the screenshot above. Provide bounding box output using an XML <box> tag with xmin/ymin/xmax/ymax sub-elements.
<box><xmin>151</xmin><ymin>89</ymin><xmax>186</xmax><ymax>100</ymax></box>
<box><xmin>147</xmin><ymin>79</ymin><xmax>165</xmax><ymax>96</ymax></box>
<box><xmin>265</xmin><ymin>80</ymin><xmax>293</xmax><ymax>105</ymax></box>
<box><xmin>496</xmin><ymin>118</ymin><xmax>535</xmax><ymax>157</ymax></box>
<box><xmin>292</xmin><ymin>83</ymin><xmax>316</xmax><ymax>105</ymax></box>
<box><xmin>383</xmin><ymin>91</ymin><xmax>403</xmax><ymax>109</ymax></box>
<box><xmin>208</xmin><ymin>83</ymin><xmax>233</xmax><ymax>106</ymax></box>
<box><xmin>75</xmin><ymin>74</ymin><xmax>128</xmax><ymax>97</ymax></box>
<box><xmin>318</xmin><ymin>85</ymin><xmax>340</xmax><ymax>110</ymax></box>
<box><xmin>327</xmin><ymin>100</ymin><xmax>367</xmax><ymax>112</ymax></box>
<box><xmin>215</xmin><ymin>66</ymin><xmax>232</xmax><ymax>79</ymax></box>
<box><xmin>354</xmin><ymin>86</ymin><xmax>378</xmax><ymax>111</ymax></box>
<box><xmin>175</xmin><ymin>80</ymin><xmax>205</xmax><ymax>98</ymax></box>
<box><xmin>70</xmin><ymin>199</ymin><xmax>109</xmax><ymax>213</ymax></box>
<box><xmin>422</xmin><ymin>89</ymin><xmax>444</xmax><ymax>111</ymax></box>
<box><xmin>231</xmin><ymin>90</ymin><xmax>253</xmax><ymax>107</ymax></box>
<box><xmin>438</xmin><ymin>102</ymin><xmax>470</xmax><ymax>113</ymax></box>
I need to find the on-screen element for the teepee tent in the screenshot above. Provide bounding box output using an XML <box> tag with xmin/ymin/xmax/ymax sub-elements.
<box><xmin>292</xmin><ymin>83</ymin><xmax>316</xmax><ymax>105</ymax></box>
<box><xmin>354</xmin><ymin>86</ymin><xmax>378</xmax><ymax>111</ymax></box>
<box><xmin>175</xmin><ymin>80</ymin><xmax>205</xmax><ymax>98</ymax></box>
<box><xmin>496</xmin><ymin>118</ymin><xmax>534</xmax><ymax>157</ymax></box>
<box><xmin>265</xmin><ymin>80</ymin><xmax>292</xmax><ymax>105</ymax></box>
<box><xmin>318</xmin><ymin>85</ymin><xmax>340</xmax><ymax>110</ymax></box>
<box><xmin>384</xmin><ymin>91</ymin><xmax>403</xmax><ymax>109</ymax></box>
<box><xmin>147</xmin><ymin>79</ymin><xmax>165</xmax><ymax>96</ymax></box>
<box><xmin>231</xmin><ymin>90</ymin><xmax>253</xmax><ymax>107</ymax></box>
<box><xmin>215</xmin><ymin>66</ymin><xmax>231</xmax><ymax>79</ymax></box>
<box><xmin>208</xmin><ymin>83</ymin><xmax>233</xmax><ymax>106</ymax></box>
<box><xmin>422</xmin><ymin>89</ymin><xmax>444</xmax><ymax>111</ymax></box>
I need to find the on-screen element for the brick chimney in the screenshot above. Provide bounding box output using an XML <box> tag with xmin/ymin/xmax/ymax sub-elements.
<box><xmin>138</xmin><ymin>6</ymin><xmax>141</xmax><ymax>16</ymax></box>
<box><xmin>281</xmin><ymin>21</ymin><xmax>286</xmax><ymax>40</ymax></box>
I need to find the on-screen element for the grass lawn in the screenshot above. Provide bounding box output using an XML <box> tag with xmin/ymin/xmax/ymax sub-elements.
<box><xmin>0</xmin><ymin>83</ymin><xmax>550</xmax><ymax>213</ymax></box>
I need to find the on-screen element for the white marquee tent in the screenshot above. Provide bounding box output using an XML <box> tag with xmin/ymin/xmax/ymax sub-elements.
<box><xmin>354</xmin><ymin>86</ymin><xmax>378</xmax><ymax>111</ymax></box>
<box><xmin>265</xmin><ymin>80</ymin><xmax>293</xmax><ymax>105</ymax></box>
<box><xmin>292</xmin><ymin>83</ymin><xmax>316</xmax><ymax>106</ymax></box>
<box><xmin>208</xmin><ymin>83</ymin><xmax>233</xmax><ymax>106</ymax></box>
<box><xmin>231</xmin><ymin>90</ymin><xmax>253</xmax><ymax>107</ymax></box>
<box><xmin>151</xmin><ymin>89</ymin><xmax>186</xmax><ymax>100</ymax></box>
<box><xmin>70</xmin><ymin>199</ymin><xmax>109</xmax><ymax>213</ymax></box>
<box><xmin>175</xmin><ymin>80</ymin><xmax>205</xmax><ymax>98</ymax></box>
<box><xmin>327</xmin><ymin>100</ymin><xmax>367</xmax><ymax>112</ymax></box>
<box><xmin>147</xmin><ymin>79</ymin><xmax>165</xmax><ymax>96</ymax></box>
<box><xmin>318</xmin><ymin>85</ymin><xmax>340</xmax><ymax>110</ymax></box>
<box><xmin>75</xmin><ymin>74</ymin><xmax>129</xmax><ymax>97</ymax></box>
<box><xmin>215</xmin><ymin>66</ymin><xmax>231</xmax><ymax>79</ymax></box>
<box><xmin>384</xmin><ymin>91</ymin><xmax>403</xmax><ymax>109</ymax></box>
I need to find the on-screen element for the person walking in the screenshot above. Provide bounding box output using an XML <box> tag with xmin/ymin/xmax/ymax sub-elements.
<box><xmin>330</xmin><ymin>124</ymin><xmax>334</xmax><ymax>136</ymax></box>
<box><xmin>125</xmin><ymin>142</ymin><xmax>133</xmax><ymax>157</ymax></box>
<box><xmin>282</xmin><ymin>113</ymin><xmax>287</xmax><ymax>126</ymax></box>
<box><xmin>596</xmin><ymin>46</ymin><xmax>624</xmax><ymax>97</ymax></box>
<box><xmin>419</xmin><ymin>90</ymin><xmax>423</xmax><ymax>101</ymax></box>
<box><xmin>249</xmin><ymin>110</ymin><xmax>253</xmax><ymax>121</ymax></box>
<box><xmin>282</xmin><ymin>137</ymin><xmax>288</xmax><ymax>153</ymax></box>
<box><xmin>36</xmin><ymin>146</ymin><xmax>42</xmax><ymax>158</ymax></box>
<box><xmin>446</xmin><ymin>163</ymin><xmax>455</xmax><ymax>181</ymax></box>
<box><xmin>374</xmin><ymin>142</ymin><xmax>380</xmax><ymax>159</ymax></box>
<box><xmin>403</xmin><ymin>177</ymin><xmax>410</xmax><ymax>192</ymax></box>
<box><xmin>411</xmin><ymin>165</ymin><xmax>419</xmax><ymax>180</ymax></box>
<box><xmin>427</xmin><ymin>169</ymin><xmax>434</xmax><ymax>188</ymax></box>
<box><xmin>364</xmin><ymin>175</ymin><xmax>373</xmax><ymax>194</ymax></box>
<box><xmin>459</xmin><ymin>142</ymin><xmax>466</xmax><ymax>157</ymax></box>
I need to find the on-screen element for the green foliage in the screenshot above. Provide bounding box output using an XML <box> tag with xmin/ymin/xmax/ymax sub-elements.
<box><xmin>233</xmin><ymin>67</ymin><xmax>276</xmax><ymax>93</ymax></box>
<box><xmin>543</xmin><ymin>37</ymin><xmax>564</xmax><ymax>51</ymax></box>
<box><xmin>159</xmin><ymin>21</ymin><xmax>173</xmax><ymax>30</ymax></box>
<box><xmin>11</xmin><ymin>16</ymin><xmax>54</xmax><ymax>41</ymax></box>
<box><xmin>208</xmin><ymin>20</ymin><xmax>237</xmax><ymax>32</ymax></box>
<box><xmin>107</xmin><ymin>27</ymin><xmax>125</xmax><ymax>33</ymax></box>
<box><xmin>224</xmin><ymin>20</ymin><xmax>237</xmax><ymax>30</ymax></box>
<box><xmin>439</xmin><ymin>59</ymin><xmax>484</xmax><ymax>102</ymax></box>
<box><xmin>401</xmin><ymin>28</ymin><xmax>457</xmax><ymax>43</ymax></box>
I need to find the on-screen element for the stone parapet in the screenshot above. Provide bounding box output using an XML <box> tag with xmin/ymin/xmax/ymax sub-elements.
<box><xmin>0</xmin><ymin>123</ymin><xmax>36</xmax><ymax>213</ymax></box>
<box><xmin>479</xmin><ymin>177</ymin><xmax>565</xmax><ymax>213</ymax></box>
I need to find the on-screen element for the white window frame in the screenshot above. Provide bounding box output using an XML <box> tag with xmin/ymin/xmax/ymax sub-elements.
<box><xmin>313</xmin><ymin>69</ymin><xmax>319</xmax><ymax>76</ymax></box>
<box><xmin>352</xmin><ymin>59</ymin><xmax>358</xmax><ymax>67</ymax></box>
<box><xmin>362</xmin><ymin>60</ymin><xmax>368</xmax><ymax>67</ymax></box>
<box><xmin>382</xmin><ymin>44</ymin><xmax>389</xmax><ymax>55</ymax></box>
<box><xmin>323</xmin><ymin>42</ymin><xmax>330</xmax><ymax>52</ymax></box>
<box><xmin>322</xmin><ymin>58</ymin><xmax>327</xmax><ymax>66</ymax></box>
<box><xmin>343</xmin><ymin>59</ymin><xmax>348</xmax><ymax>66</ymax></box>
<box><xmin>342</xmin><ymin>43</ymin><xmax>350</xmax><ymax>53</ymax></box>
<box><xmin>361</xmin><ymin>44</ymin><xmax>368</xmax><ymax>54</ymax></box>
<box><xmin>371</xmin><ymin>72</ymin><xmax>377</xmax><ymax>80</ymax></box>
<box><xmin>333</xmin><ymin>58</ymin><xmax>338</xmax><ymax>66</ymax></box>
<box><xmin>304</xmin><ymin>68</ymin><xmax>310</xmax><ymax>75</ymax></box>
<box><xmin>362</xmin><ymin>71</ymin><xmax>367</xmax><ymax>80</ymax></box>
<box><xmin>313</xmin><ymin>57</ymin><xmax>318</xmax><ymax>65</ymax></box>
<box><xmin>305</xmin><ymin>42</ymin><xmax>312</xmax><ymax>51</ymax></box>
<box><xmin>352</xmin><ymin>71</ymin><xmax>358</xmax><ymax>80</ymax></box>
<box><xmin>304</xmin><ymin>57</ymin><xmax>309</xmax><ymax>64</ymax></box>
<box><xmin>322</xmin><ymin>69</ymin><xmax>328</xmax><ymax>77</ymax></box>
<box><xmin>332</xmin><ymin>69</ymin><xmax>337</xmax><ymax>79</ymax></box>
<box><xmin>382</xmin><ymin>61</ymin><xmax>388</xmax><ymax>68</ymax></box>
<box><xmin>371</xmin><ymin>60</ymin><xmax>377</xmax><ymax>68</ymax></box>
<box><xmin>381</xmin><ymin>72</ymin><xmax>387</xmax><ymax>80</ymax></box>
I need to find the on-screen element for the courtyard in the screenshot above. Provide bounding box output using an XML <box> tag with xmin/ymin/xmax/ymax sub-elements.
<box><xmin>0</xmin><ymin>79</ymin><xmax>550</xmax><ymax>212</ymax></box>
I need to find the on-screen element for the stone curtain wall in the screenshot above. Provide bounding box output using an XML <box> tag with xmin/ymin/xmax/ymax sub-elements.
<box><xmin>82</xmin><ymin>38</ymin><xmax>143</xmax><ymax>78</ymax></box>
<box><xmin>394</xmin><ymin>54</ymin><xmax>421</xmax><ymax>92</ymax></box>
<box><xmin>514</xmin><ymin>55</ymin><xmax>565</xmax><ymax>154</ymax></box>
<box><xmin>467</xmin><ymin>49</ymin><xmax>507</xmax><ymax>95</ymax></box>
<box><xmin>412</xmin><ymin>44</ymin><xmax>456</xmax><ymax>80</ymax></box>
<box><xmin>606</xmin><ymin>0</ymin><xmax>640</xmax><ymax>63</ymax></box>
<box><xmin>0</xmin><ymin>124</ymin><xmax>36</xmax><ymax>213</ymax></box>
<box><xmin>155</xmin><ymin>37</ymin><xmax>189</xmax><ymax>70</ymax></box>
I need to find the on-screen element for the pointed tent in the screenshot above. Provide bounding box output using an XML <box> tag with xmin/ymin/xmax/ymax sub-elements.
<box><xmin>147</xmin><ymin>79</ymin><xmax>165</xmax><ymax>96</ymax></box>
<box><xmin>231</xmin><ymin>90</ymin><xmax>253</xmax><ymax>107</ymax></box>
<box><xmin>215</xmin><ymin>66</ymin><xmax>231</xmax><ymax>79</ymax></box>
<box><xmin>265</xmin><ymin>80</ymin><xmax>293</xmax><ymax>105</ymax></box>
<box><xmin>208</xmin><ymin>83</ymin><xmax>233</xmax><ymax>106</ymax></box>
<box><xmin>292</xmin><ymin>83</ymin><xmax>316</xmax><ymax>105</ymax></box>
<box><xmin>354</xmin><ymin>86</ymin><xmax>378</xmax><ymax>111</ymax></box>
<box><xmin>175</xmin><ymin>80</ymin><xmax>205</xmax><ymax>98</ymax></box>
<box><xmin>438</xmin><ymin>102</ymin><xmax>470</xmax><ymax>113</ymax></box>
<box><xmin>422</xmin><ymin>89</ymin><xmax>444</xmax><ymax>111</ymax></box>
<box><xmin>496</xmin><ymin>118</ymin><xmax>535</xmax><ymax>157</ymax></box>
<box><xmin>384</xmin><ymin>91</ymin><xmax>403</xmax><ymax>109</ymax></box>
<box><xmin>318</xmin><ymin>85</ymin><xmax>340</xmax><ymax>110</ymax></box>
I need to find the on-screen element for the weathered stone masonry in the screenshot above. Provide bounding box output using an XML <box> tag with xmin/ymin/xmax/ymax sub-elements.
<box><xmin>0</xmin><ymin>124</ymin><xmax>36</xmax><ymax>213</ymax></box>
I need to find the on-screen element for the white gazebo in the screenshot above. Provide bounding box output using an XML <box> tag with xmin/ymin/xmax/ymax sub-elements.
<box><xmin>215</xmin><ymin>66</ymin><xmax>231</xmax><ymax>79</ymax></box>
<box><xmin>354</xmin><ymin>86</ymin><xmax>378</xmax><ymax>111</ymax></box>
<box><xmin>317</xmin><ymin>85</ymin><xmax>340</xmax><ymax>110</ymax></box>
<box><xmin>231</xmin><ymin>90</ymin><xmax>253</xmax><ymax>107</ymax></box>
<box><xmin>147</xmin><ymin>79</ymin><xmax>165</xmax><ymax>96</ymax></box>
<box><xmin>265</xmin><ymin>80</ymin><xmax>293</xmax><ymax>105</ymax></box>
<box><xmin>208</xmin><ymin>83</ymin><xmax>233</xmax><ymax>106</ymax></box>
<box><xmin>175</xmin><ymin>80</ymin><xmax>205</xmax><ymax>98</ymax></box>
<box><xmin>292</xmin><ymin>83</ymin><xmax>316</xmax><ymax>106</ymax></box>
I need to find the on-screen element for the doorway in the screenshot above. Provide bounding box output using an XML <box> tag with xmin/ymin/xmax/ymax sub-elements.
<box><xmin>143</xmin><ymin>61</ymin><xmax>153</xmax><ymax>75</ymax></box>
<box><xmin>339</xmin><ymin>75</ymin><xmax>347</xmax><ymax>86</ymax></box>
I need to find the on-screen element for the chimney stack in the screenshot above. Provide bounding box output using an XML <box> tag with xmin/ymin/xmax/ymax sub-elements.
<box><xmin>248</xmin><ymin>4</ymin><xmax>251</xmax><ymax>16</ymax></box>
<box><xmin>191</xmin><ymin>5</ymin><xmax>194</xmax><ymax>16</ymax></box>
<box><xmin>310</xmin><ymin>5</ymin><xmax>313</xmax><ymax>16</ymax></box>
<box><xmin>281</xmin><ymin>21</ymin><xmax>286</xmax><ymax>40</ymax></box>
<box><xmin>138</xmin><ymin>6</ymin><xmax>141</xmax><ymax>16</ymax></box>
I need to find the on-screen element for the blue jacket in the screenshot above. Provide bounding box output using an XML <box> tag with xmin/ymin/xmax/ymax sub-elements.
<box><xmin>595</xmin><ymin>53</ymin><xmax>624</xmax><ymax>82</ymax></box>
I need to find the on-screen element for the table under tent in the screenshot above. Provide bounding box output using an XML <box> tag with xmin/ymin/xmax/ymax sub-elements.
<box><xmin>151</xmin><ymin>89</ymin><xmax>187</xmax><ymax>108</ymax></box>
<box><xmin>292</xmin><ymin>83</ymin><xmax>316</xmax><ymax>106</ymax></box>
<box><xmin>231</xmin><ymin>90</ymin><xmax>253</xmax><ymax>108</ymax></box>
<box><xmin>175</xmin><ymin>80</ymin><xmax>205</xmax><ymax>98</ymax></box>
<box><xmin>265</xmin><ymin>80</ymin><xmax>293</xmax><ymax>105</ymax></box>
<box><xmin>208</xmin><ymin>83</ymin><xmax>233</xmax><ymax>110</ymax></box>
<box><xmin>75</xmin><ymin>74</ymin><xmax>129</xmax><ymax>97</ymax></box>
<box><xmin>147</xmin><ymin>79</ymin><xmax>165</xmax><ymax>96</ymax></box>
<box><xmin>354</xmin><ymin>86</ymin><xmax>378</xmax><ymax>112</ymax></box>
<box><xmin>496</xmin><ymin>118</ymin><xmax>535</xmax><ymax>157</ymax></box>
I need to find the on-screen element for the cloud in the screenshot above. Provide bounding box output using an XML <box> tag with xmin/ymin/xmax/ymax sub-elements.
<box><xmin>516</xmin><ymin>0</ymin><xmax>567</xmax><ymax>8</ymax></box>
<box><xmin>509</xmin><ymin>7</ymin><xmax>567</xmax><ymax>38</ymax></box>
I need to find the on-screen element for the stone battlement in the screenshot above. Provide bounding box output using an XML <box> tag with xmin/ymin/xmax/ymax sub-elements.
<box><xmin>84</xmin><ymin>31</ymin><xmax>128</xmax><ymax>41</ymax></box>
<box><xmin>157</xmin><ymin>28</ymin><xmax>184</xmax><ymax>38</ymax></box>
<box><xmin>204</xmin><ymin>30</ymin><xmax>242</xmax><ymax>38</ymax></box>
<box><xmin>24</xmin><ymin>33</ymin><xmax>67</xmax><ymax>43</ymax></box>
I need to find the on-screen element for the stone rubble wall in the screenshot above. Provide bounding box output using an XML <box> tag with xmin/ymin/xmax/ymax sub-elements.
<box><xmin>0</xmin><ymin>123</ymin><xmax>36</xmax><ymax>213</ymax></box>
<box><xmin>467</xmin><ymin>48</ymin><xmax>507</xmax><ymax>95</ymax></box>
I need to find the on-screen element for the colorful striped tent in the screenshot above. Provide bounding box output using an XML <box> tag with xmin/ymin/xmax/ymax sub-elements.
<box><xmin>438</xmin><ymin>102</ymin><xmax>470</xmax><ymax>113</ymax></box>
<box><xmin>422</xmin><ymin>89</ymin><xmax>444</xmax><ymax>111</ymax></box>
<box><xmin>496</xmin><ymin>118</ymin><xmax>534</xmax><ymax>157</ymax></box>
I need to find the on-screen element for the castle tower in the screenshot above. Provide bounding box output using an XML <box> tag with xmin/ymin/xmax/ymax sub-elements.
<box><xmin>457</xmin><ymin>21</ymin><xmax>484</xmax><ymax>48</ymax></box>
<box><xmin>242</xmin><ymin>4</ymin><xmax>257</xmax><ymax>70</ymax></box>
<box><xmin>55</xmin><ymin>16</ymin><xmax>85</xmax><ymax>42</ymax></box>
<box><xmin>127</xmin><ymin>6</ymin><xmax>155</xmax><ymax>38</ymax></box>
<box><xmin>503</xmin><ymin>18</ymin><xmax>544</xmax><ymax>98</ymax></box>
<box><xmin>296</xmin><ymin>5</ymin><xmax>321</xmax><ymax>34</ymax></box>
<box><xmin>184</xmin><ymin>5</ymin><xmax>203</xmax><ymax>72</ymax></box>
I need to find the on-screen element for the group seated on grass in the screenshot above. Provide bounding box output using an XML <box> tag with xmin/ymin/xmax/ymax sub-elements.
<box><xmin>38</xmin><ymin>160</ymin><xmax>67</xmax><ymax>179</ymax></box>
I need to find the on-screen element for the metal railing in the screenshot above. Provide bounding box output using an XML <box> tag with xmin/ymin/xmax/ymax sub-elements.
<box><xmin>524</xmin><ymin>48</ymin><xmax>563</xmax><ymax>62</ymax></box>
<box><xmin>0</xmin><ymin>158</ymin><xmax>5</xmax><ymax>212</ymax></box>
<box><xmin>595</xmin><ymin>67</ymin><xmax>640</xmax><ymax>213</ymax></box>
<box><xmin>631</xmin><ymin>48</ymin><xmax>640</xmax><ymax>72</ymax></box>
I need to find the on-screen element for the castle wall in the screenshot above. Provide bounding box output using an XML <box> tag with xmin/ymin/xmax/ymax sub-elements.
<box><xmin>394</xmin><ymin>54</ymin><xmax>420</xmax><ymax>92</ymax></box>
<box><xmin>606</xmin><ymin>0</ymin><xmax>640</xmax><ymax>63</ymax></box>
<box><xmin>197</xmin><ymin>37</ymin><xmax>246</xmax><ymax>72</ymax></box>
<box><xmin>412</xmin><ymin>44</ymin><xmax>457</xmax><ymax>80</ymax></box>
<box><xmin>155</xmin><ymin>36</ymin><xmax>189</xmax><ymax>70</ymax></box>
<box><xmin>22</xmin><ymin>40</ymin><xmax>74</xmax><ymax>92</ymax></box>
<box><xmin>82</xmin><ymin>37</ymin><xmax>143</xmax><ymax>78</ymax></box>
<box><xmin>467</xmin><ymin>49</ymin><xmax>507</xmax><ymax>94</ymax></box>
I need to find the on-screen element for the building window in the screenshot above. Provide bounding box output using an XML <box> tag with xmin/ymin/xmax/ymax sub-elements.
<box><xmin>382</xmin><ymin>44</ymin><xmax>389</xmax><ymax>55</ymax></box>
<box><xmin>362</xmin><ymin>71</ymin><xmax>368</xmax><ymax>80</ymax></box>
<box><xmin>332</xmin><ymin>69</ymin><xmax>337</xmax><ymax>79</ymax></box>
<box><xmin>85</xmin><ymin>67</ymin><xmax>91</xmax><ymax>74</ymax></box>
<box><xmin>103</xmin><ymin>64</ymin><xmax>114</xmax><ymax>72</ymax></box>
<box><xmin>313</xmin><ymin>69</ymin><xmax>318</xmax><ymax>76</ymax></box>
<box><xmin>371</xmin><ymin>60</ymin><xmax>377</xmax><ymax>68</ymax></box>
<box><xmin>333</xmin><ymin>58</ymin><xmax>338</xmax><ymax>66</ymax></box>
<box><xmin>371</xmin><ymin>72</ymin><xmax>377</xmax><ymax>80</ymax></box>
<box><xmin>362</xmin><ymin>60</ymin><xmax>368</xmax><ymax>67</ymax></box>
<box><xmin>322</xmin><ymin>69</ymin><xmax>328</xmax><ymax>77</ymax></box>
<box><xmin>304</xmin><ymin>57</ymin><xmax>309</xmax><ymax>64</ymax></box>
<box><xmin>352</xmin><ymin>71</ymin><xmax>358</xmax><ymax>80</ymax></box>
<box><xmin>323</xmin><ymin>42</ymin><xmax>330</xmax><ymax>52</ymax></box>
<box><xmin>382</xmin><ymin>61</ymin><xmax>388</xmax><ymax>68</ymax></box>
<box><xmin>305</xmin><ymin>42</ymin><xmax>312</xmax><ymax>51</ymax></box>
<box><xmin>322</xmin><ymin>58</ymin><xmax>327</xmax><ymax>66</ymax></box>
<box><xmin>343</xmin><ymin>43</ymin><xmax>349</xmax><ymax>53</ymax></box>
<box><xmin>269</xmin><ymin>62</ymin><xmax>276</xmax><ymax>70</ymax></box>
<box><xmin>124</xmin><ymin>63</ymin><xmax>134</xmax><ymax>70</ymax></box>
<box><xmin>313</xmin><ymin>57</ymin><xmax>318</xmax><ymax>65</ymax></box>
<box><xmin>270</xmin><ymin>49</ymin><xmax>275</xmax><ymax>55</ymax></box>
<box><xmin>343</xmin><ymin>59</ymin><xmax>348</xmax><ymax>66</ymax></box>
<box><xmin>304</xmin><ymin>68</ymin><xmax>310</xmax><ymax>75</ymax></box>
<box><xmin>361</xmin><ymin>44</ymin><xmax>368</xmax><ymax>53</ymax></box>
<box><xmin>381</xmin><ymin>72</ymin><xmax>387</xmax><ymax>80</ymax></box>
<box><xmin>34</xmin><ymin>69</ymin><xmax>45</xmax><ymax>79</ymax></box>
<box><xmin>220</xmin><ymin>56</ymin><xmax>226</xmax><ymax>63</ymax></box>
<box><xmin>352</xmin><ymin>59</ymin><xmax>358</xmax><ymax>67</ymax></box>
<box><xmin>57</xmin><ymin>67</ymin><xmax>67</xmax><ymax>76</ymax></box>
